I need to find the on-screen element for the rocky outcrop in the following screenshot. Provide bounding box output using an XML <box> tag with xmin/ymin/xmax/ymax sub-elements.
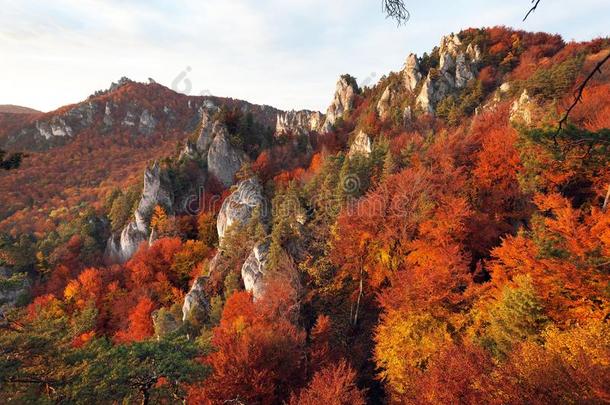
<box><xmin>105</xmin><ymin>162</ymin><xmax>174</xmax><ymax>263</ymax></box>
<box><xmin>510</xmin><ymin>89</ymin><xmax>533</xmax><ymax>125</ymax></box>
<box><xmin>241</xmin><ymin>242</ymin><xmax>270</xmax><ymax>300</ymax></box>
<box><xmin>321</xmin><ymin>75</ymin><xmax>359</xmax><ymax>132</ymax></box>
<box><xmin>196</xmin><ymin>111</ymin><xmax>215</xmax><ymax>154</ymax></box>
<box><xmin>275</xmin><ymin>110</ymin><xmax>324</xmax><ymax>136</ymax></box>
<box><xmin>377</xmin><ymin>85</ymin><xmax>398</xmax><ymax>121</ymax></box>
<box><xmin>138</xmin><ymin>109</ymin><xmax>157</xmax><ymax>135</ymax></box>
<box><xmin>416</xmin><ymin>75</ymin><xmax>452</xmax><ymax>114</ymax></box>
<box><xmin>35</xmin><ymin>118</ymin><xmax>73</xmax><ymax>139</ymax></box>
<box><xmin>348</xmin><ymin>130</ymin><xmax>372</xmax><ymax>157</ymax></box>
<box><xmin>403</xmin><ymin>53</ymin><xmax>422</xmax><ymax>92</ymax></box>
<box><xmin>182</xmin><ymin>276</ymin><xmax>210</xmax><ymax>323</ymax></box>
<box><xmin>207</xmin><ymin>123</ymin><xmax>247</xmax><ymax>187</ymax></box>
<box><xmin>415</xmin><ymin>33</ymin><xmax>479</xmax><ymax>114</ymax></box>
<box><xmin>217</xmin><ymin>178</ymin><xmax>266</xmax><ymax>243</ymax></box>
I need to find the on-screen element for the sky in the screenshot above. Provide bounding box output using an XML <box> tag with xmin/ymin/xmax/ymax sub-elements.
<box><xmin>1</xmin><ymin>0</ymin><xmax>608</xmax><ymax>113</ymax></box>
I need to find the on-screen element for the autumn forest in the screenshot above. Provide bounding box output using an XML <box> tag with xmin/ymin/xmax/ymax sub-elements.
<box><xmin>0</xmin><ymin>8</ymin><xmax>609</xmax><ymax>405</ymax></box>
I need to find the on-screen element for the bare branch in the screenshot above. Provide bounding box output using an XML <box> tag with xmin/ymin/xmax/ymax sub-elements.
<box><xmin>554</xmin><ymin>52</ymin><xmax>610</xmax><ymax>143</ymax></box>
<box><xmin>382</xmin><ymin>0</ymin><xmax>410</xmax><ymax>25</ymax></box>
<box><xmin>523</xmin><ymin>0</ymin><xmax>542</xmax><ymax>21</ymax></box>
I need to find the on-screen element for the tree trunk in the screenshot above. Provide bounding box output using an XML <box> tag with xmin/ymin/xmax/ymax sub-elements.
<box><xmin>353</xmin><ymin>264</ymin><xmax>364</xmax><ymax>326</ymax></box>
<box><xmin>141</xmin><ymin>388</ymin><xmax>150</xmax><ymax>405</ymax></box>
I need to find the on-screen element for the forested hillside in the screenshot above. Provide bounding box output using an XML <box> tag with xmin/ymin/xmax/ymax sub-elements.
<box><xmin>1</xmin><ymin>27</ymin><xmax>609</xmax><ymax>404</ymax></box>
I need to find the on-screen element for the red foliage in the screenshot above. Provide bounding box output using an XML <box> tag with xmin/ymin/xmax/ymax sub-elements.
<box><xmin>289</xmin><ymin>360</ymin><xmax>366</xmax><ymax>405</ymax></box>
<box><xmin>114</xmin><ymin>296</ymin><xmax>156</xmax><ymax>343</ymax></box>
<box><xmin>193</xmin><ymin>285</ymin><xmax>306</xmax><ymax>404</ymax></box>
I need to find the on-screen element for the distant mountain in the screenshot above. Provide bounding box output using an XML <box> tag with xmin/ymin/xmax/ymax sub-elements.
<box><xmin>0</xmin><ymin>104</ymin><xmax>42</xmax><ymax>114</ymax></box>
<box><xmin>0</xmin><ymin>78</ymin><xmax>285</xmax><ymax>152</ymax></box>
<box><xmin>0</xmin><ymin>77</ymin><xmax>322</xmax><ymax>234</ymax></box>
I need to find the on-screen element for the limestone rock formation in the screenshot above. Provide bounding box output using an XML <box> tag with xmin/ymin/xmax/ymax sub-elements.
<box><xmin>182</xmin><ymin>276</ymin><xmax>210</xmax><ymax>322</ymax></box>
<box><xmin>510</xmin><ymin>89</ymin><xmax>533</xmax><ymax>125</ymax></box>
<box><xmin>348</xmin><ymin>130</ymin><xmax>372</xmax><ymax>157</ymax></box>
<box><xmin>217</xmin><ymin>178</ymin><xmax>266</xmax><ymax>243</ymax></box>
<box><xmin>241</xmin><ymin>242</ymin><xmax>270</xmax><ymax>301</ymax></box>
<box><xmin>138</xmin><ymin>109</ymin><xmax>157</xmax><ymax>135</ymax></box>
<box><xmin>455</xmin><ymin>53</ymin><xmax>475</xmax><ymax>88</ymax></box>
<box><xmin>415</xmin><ymin>33</ymin><xmax>479</xmax><ymax>114</ymax></box>
<box><xmin>376</xmin><ymin>85</ymin><xmax>398</xmax><ymax>121</ymax></box>
<box><xmin>207</xmin><ymin>123</ymin><xmax>247</xmax><ymax>187</ymax></box>
<box><xmin>105</xmin><ymin>162</ymin><xmax>174</xmax><ymax>263</ymax></box>
<box><xmin>196</xmin><ymin>110</ymin><xmax>215</xmax><ymax>154</ymax></box>
<box><xmin>321</xmin><ymin>75</ymin><xmax>359</xmax><ymax>132</ymax></box>
<box><xmin>35</xmin><ymin>118</ymin><xmax>73</xmax><ymax>139</ymax></box>
<box><xmin>403</xmin><ymin>53</ymin><xmax>422</xmax><ymax>92</ymax></box>
<box><xmin>275</xmin><ymin>110</ymin><xmax>324</xmax><ymax>136</ymax></box>
<box><xmin>103</xmin><ymin>102</ymin><xmax>114</xmax><ymax>126</ymax></box>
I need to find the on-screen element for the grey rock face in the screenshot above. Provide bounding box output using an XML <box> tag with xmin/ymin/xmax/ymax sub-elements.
<box><xmin>275</xmin><ymin>110</ymin><xmax>324</xmax><ymax>136</ymax></box>
<box><xmin>195</xmin><ymin>110</ymin><xmax>215</xmax><ymax>155</ymax></box>
<box><xmin>416</xmin><ymin>33</ymin><xmax>478</xmax><ymax>114</ymax></box>
<box><xmin>182</xmin><ymin>276</ymin><xmax>210</xmax><ymax>322</ymax></box>
<box><xmin>35</xmin><ymin>118</ymin><xmax>73</xmax><ymax>139</ymax></box>
<box><xmin>103</xmin><ymin>102</ymin><xmax>114</xmax><ymax>126</ymax></box>
<box><xmin>455</xmin><ymin>53</ymin><xmax>475</xmax><ymax>88</ymax></box>
<box><xmin>105</xmin><ymin>162</ymin><xmax>174</xmax><ymax>263</ymax></box>
<box><xmin>403</xmin><ymin>53</ymin><xmax>422</xmax><ymax>92</ymax></box>
<box><xmin>241</xmin><ymin>242</ymin><xmax>270</xmax><ymax>301</ymax></box>
<box><xmin>217</xmin><ymin>178</ymin><xmax>265</xmax><ymax>243</ymax></box>
<box><xmin>376</xmin><ymin>85</ymin><xmax>397</xmax><ymax>121</ymax></box>
<box><xmin>321</xmin><ymin>75</ymin><xmax>359</xmax><ymax>132</ymax></box>
<box><xmin>138</xmin><ymin>109</ymin><xmax>157</xmax><ymax>135</ymax></box>
<box><xmin>123</xmin><ymin>110</ymin><xmax>137</xmax><ymax>127</ymax></box>
<box><xmin>207</xmin><ymin>123</ymin><xmax>246</xmax><ymax>187</ymax></box>
<box><xmin>510</xmin><ymin>89</ymin><xmax>533</xmax><ymax>125</ymax></box>
<box><xmin>348</xmin><ymin>130</ymin><xmax>372</xmax><ymax>157</ymax></box>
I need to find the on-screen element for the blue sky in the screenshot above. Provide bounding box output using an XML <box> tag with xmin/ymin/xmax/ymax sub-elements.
<box><xmin>1</xmin><ymin>0</ymin><xmax>608</xmax><ymax>113</ymax></box>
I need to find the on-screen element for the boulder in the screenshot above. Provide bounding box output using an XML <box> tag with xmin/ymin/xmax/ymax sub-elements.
<box><xmin>217</xmin><ymin>177</ymin><xmax>266</xmax><ymax>243</ymax></box>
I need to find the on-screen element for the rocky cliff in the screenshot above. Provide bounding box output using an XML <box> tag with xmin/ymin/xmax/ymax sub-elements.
<box><xmin>409</xmin><ymin>34</ymin><xmax>481</xmax><ymax>114</ymax></box>
<box><xmin>241</xmin><ymin>242</ymin><xmax>270</xmax><ymax>300</ymax></box>
<box><xmin>105</xmin><ymin>161</ymin><xmax>174</xmax><ymax>263</ymax></box>
<box><xmin>275</xmin><ymin>110</ymin><xmax>324</xmax><ymax>136</ymax></box>
<box><xmin>217</xmin><ymin>177</ymin><xmax>266</xmax><ymax>243</ymax></box>
<box><xmin>321</xmin><ymin>75</ymin><xmax>359</xmax><ymax>132</ymax></box>
<box><xmin>0</xmin><ymin>78</ymin><xmax>282</xmax><ymax>152</ymax></box>
<box><xmin>348</xmin><ymin>130</ymin><xmax>372</xmax><ymax>157</ymax></box>
<box><xmin>206</xmin><ymin>123</ymin><xmax>247</xmax><ymax>187</ymax></box>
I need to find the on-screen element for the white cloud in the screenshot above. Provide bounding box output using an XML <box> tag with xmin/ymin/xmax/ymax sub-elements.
<box><xmin>0</xmin><ymin>0</ymin><xmax>607</xmax><ymax>112</ymax></box>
